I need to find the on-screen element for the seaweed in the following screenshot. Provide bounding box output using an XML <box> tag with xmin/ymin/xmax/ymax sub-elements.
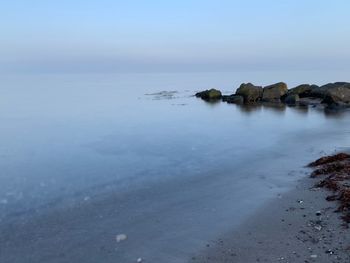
<box><xmin>308</xmin><ymin>153</ymin><xmax>350</xmax><ymax>167</ymax></box>
<box><xmin>309</xmin><ymin>152</ymin><xmax>350</xmax><ymax>225</ymax></box>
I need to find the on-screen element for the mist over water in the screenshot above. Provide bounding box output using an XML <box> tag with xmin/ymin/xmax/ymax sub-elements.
<box><xmin>1</xmin><ymin>71</ymin><xmax>350</xmax><ymax>262</ymax></box>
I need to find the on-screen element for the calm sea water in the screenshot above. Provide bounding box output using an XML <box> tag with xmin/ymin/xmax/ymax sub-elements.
<box><xmin>0</xmin><ymin>71</ymin><xmax>350</xmax><ymax>262</ymax></box>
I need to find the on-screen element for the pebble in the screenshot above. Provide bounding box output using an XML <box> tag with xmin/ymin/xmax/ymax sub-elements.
<box><xmin>314</xmin><ymin>225</ymin><xmax>322</xmax><ymax>231</ymax></box>
<box><xmin>116</xmin><ymin>234</ymin><xmax>127</xmax><ymax>242</ymax></box>
<box><xmin>137</xmin><ymin>258</ymin><xmax>143</xmax><ymax>262</ymax></box>
<box><xmin>310</xmin><ymin>254</ymin><xmax>318</xmax><ymax>258</ymax></box>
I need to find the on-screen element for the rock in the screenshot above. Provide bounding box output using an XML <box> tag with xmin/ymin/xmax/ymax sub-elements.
<box><xmin>321</xmin><ymin>82</ymin><xmax>350</xmax><ymax>107</ymax></box>
<box><xmin>262</xmin><ymin>82</ymin><xmax>288</xmax><ymax>101</ymax></box>
<box><xmin>314</xmin><ymin>225</ymin><xmax>322</xmax><ymax>231</ymax></box>
<box><xmin>195</xmin><ymin>89</ymin><xmax>222</xmax><ymax>101</ymax></box>
<box><xmin>137</xmin><ymin>258</ymin><xmax>143</xmax><ymax>262</ymax></box>
<box><xmin>287</xmin><ymin>84</ymin><xmax>318</xmax><ymax>98</ymax></box>
<box><xmin>325</xmin><ymin>249</ymin><xmax>334</xmax><ymax>255</ymax></box>
<box><xmin>298</xmin><ymin>97</ymin><xmax>322</xmax><ymax>107</ymax></box>
<box><xmin>222</xmin><ymin>95</ymin><xmax>244</xmax><ymax>104</ymax></box>
<box><xmin>315</xmin><ymin>211</ymin><xmax>322</xmax><ymax>216</ymax></box>
<box><xmin>284</xmin><ymin>94</ymin><xmax>300</xmax><ymax>105</ymax></box>
<box><xmin>235</xmin><ymin>83</ymin><xmax>263</xmax><ymax>103</ymax></box>
<box><xmin>310</xmin><ymin>82</ymin><xmax>349</xmax><ymax>99</ymax></box>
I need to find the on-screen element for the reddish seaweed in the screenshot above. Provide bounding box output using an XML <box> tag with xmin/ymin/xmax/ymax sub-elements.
<box><xmin>309</xmin><ymin>152</ymin><xmax>350</xmax><ymax>225</ymax></box>
<box><xmin>308</xmin><ymin>153</ymin><xmax>350</xmax><ymax>167</ymax></box>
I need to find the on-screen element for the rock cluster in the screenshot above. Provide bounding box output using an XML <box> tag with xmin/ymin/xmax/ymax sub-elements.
<box><xmin>195</xmin><ymin>82</ymin><xmax>350</xmax><ymax>109</ymax></box>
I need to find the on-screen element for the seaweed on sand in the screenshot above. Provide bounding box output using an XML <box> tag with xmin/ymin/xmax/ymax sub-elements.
<box><xmin>309</xmin><ymin>153</ymin><xmax>350</xmax><ymax>225</ymax></box>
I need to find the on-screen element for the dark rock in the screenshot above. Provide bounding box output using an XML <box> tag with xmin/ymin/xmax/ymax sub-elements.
<box><xmin>310</xmin><ymin>82</ymin><xmax>349</xmax><ymax>99</ymax></box>
<box><xmin>262</xmin><ymin>82</ymin><xmax>288</xmax><ymax>101</ymax></box>
<box><xmin>195</xmin><ymin>89</ymin><xmax>222</xmax><ymax>101</ymax></box>
<box><xmin>298</xmin><ymin>97</ymin><xmax>323</xmax><ymax>107</ymax></box>
<box><xmin>287</xmin><ymin>84</ymin><xmax>318</xmax><ymax>98</ymax></box>
<box><xmin>284</xmin><ymin>94</ymin><xmax>300</xmax><ymax>105</ymax></box>
<box><xmin>235</xmin><ymin>83</ymin><xmax>263</xmax><ymax>103</ymax></box>
<box><xmin>222</xmin><ymin>95</ymin><xmax>244</xmax><ymax>104</ymax></box>
<box><xmin>321</xmin><ymin>83</ymin><xmax>350</xmax><ymax>107</ymax></box>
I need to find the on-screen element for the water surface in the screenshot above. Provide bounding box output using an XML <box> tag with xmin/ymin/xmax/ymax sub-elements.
<box><xmin>0</xmin><ymin>72</ymin><xmax>350</xmax><ymax>262</ymax></box>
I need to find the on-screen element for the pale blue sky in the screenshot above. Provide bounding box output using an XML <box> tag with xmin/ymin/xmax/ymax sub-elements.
<box><xmin>1</xmin><ymin>0</ymin><xmax>350</xmax><ymax>73</ymax></box>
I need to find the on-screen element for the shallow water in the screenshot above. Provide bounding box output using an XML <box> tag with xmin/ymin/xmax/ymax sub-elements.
<box><xmin>0</xmin><ymin>72</ymin><xmax>350</xmax><ymax>262</ymax></box>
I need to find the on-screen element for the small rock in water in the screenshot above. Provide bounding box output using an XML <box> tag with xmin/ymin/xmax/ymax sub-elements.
<box><xmin>316</xmin><ymin>211</ymin><xmax>322</xmax><ymax>216</ymax></box>
<box><xmin>116</xmin><ymin>234</ymin><xmax>127</xmax><ymax>242</ymax></box>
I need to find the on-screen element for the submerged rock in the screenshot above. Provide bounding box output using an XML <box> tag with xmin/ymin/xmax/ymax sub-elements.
<box><xmin>235</xmin><ymin>83</ymin><xmax>263</xmax><ymax>103</ymax></box>
<box><xmin>195</xmin><ymin>89</ymin><xmax>222</xmax><ymax>101</ymax></box>
<box><xmin>262</xmin><ymin>82</ymin><xmax>288</xmax><ymax>102</ymax></box>
<box><xmin>222</xmin><ymin>95</ymin><xmax>244</xmax><ymax>104</ymax></box>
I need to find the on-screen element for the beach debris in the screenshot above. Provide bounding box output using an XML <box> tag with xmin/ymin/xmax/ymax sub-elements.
<box><xmin>308</xmin><ymin>152</ymin><xmax>350</xmax><ymax>225</ymax></box>
<box><xmin>116</xmin><ymin>234</ymin><xmax>127</xmax><ymax>243</ymax></box>
<box><xmin>136</xmin><ymin>258</ymin><xmax>143</xmax><ymax>262</ymax></box>
<box><xmin>308</xmin><ymin>153</ymin><xmax>350</xmax><ymax>167</ymax></box>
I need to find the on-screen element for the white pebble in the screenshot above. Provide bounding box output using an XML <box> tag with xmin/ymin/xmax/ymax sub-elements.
<box><xmin>116</xmin><ymin>234</ymin><xmax>127</xmax><ymax>242</ymax></box>
<box><xmin>137</xmin><ymin>258</ymin><xmax>143</xmax><ymax>263</ymax></box>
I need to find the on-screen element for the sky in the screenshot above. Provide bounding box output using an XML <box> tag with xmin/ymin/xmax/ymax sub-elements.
<box><xmin>1</xmin><ymin>0</ymin><xmax>350</xmax><ymax>73</ymax></box>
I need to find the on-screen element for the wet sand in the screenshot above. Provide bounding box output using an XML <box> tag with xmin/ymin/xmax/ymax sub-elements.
<box><xmin>2</xmin><ymin>168</ymin><xmax>349</xmax><ymax>263</ymax></box>
<box><xmin>192</xmin><ymin>176</ymin><xmax>350</xmax><ymax>263</ymax></box>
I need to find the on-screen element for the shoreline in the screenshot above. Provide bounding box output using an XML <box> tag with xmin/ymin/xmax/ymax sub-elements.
<box><xmin>191</xmin><ymin>171</ymin><xmax>350</xmax><ymax>262</ymax></box>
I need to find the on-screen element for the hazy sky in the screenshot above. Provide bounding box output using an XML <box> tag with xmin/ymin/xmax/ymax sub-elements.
<box><xmin>1</xmin><ymin>0</ymin><xmax>350</xmax><ymax>73</ymax></box>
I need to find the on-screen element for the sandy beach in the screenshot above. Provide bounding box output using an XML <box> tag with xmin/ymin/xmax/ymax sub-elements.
<box><xmin>193</xmin><ymin>173</ymin><xmax>350</xmax><ymax>263</ymax></box>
